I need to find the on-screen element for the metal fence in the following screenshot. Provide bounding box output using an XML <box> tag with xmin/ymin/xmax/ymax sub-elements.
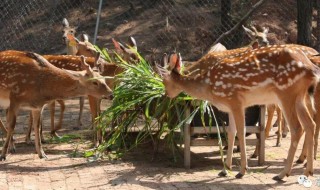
<box><xmin>0</xmin><ymin>0</ymin><xmax>317</xmax><ymax>60</ymax></box>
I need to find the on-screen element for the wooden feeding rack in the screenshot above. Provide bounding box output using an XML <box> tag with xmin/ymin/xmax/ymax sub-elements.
<box><xmin>183</xmin><ymin>105</ymin><xmax>266</xmax><ymax>169</ymax></box>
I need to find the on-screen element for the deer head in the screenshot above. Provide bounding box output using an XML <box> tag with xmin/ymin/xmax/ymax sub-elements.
<box><xmin>62</xmin><ymin>18</ymin><xmax>77</xmax><ymax>44</ymax></box>
<box><xmin>242</xmin><ymin>25</ymin><xmax>269</xmax><ymax>46</ymax></box>
<box><xmin>112</xmin><ymin>37</ymin><xmax>140</xmax><ymax>62</ymax></box>
<box><xmin>62</xmin><ymin>18</ymin><xmax>79</xmax><ymax>55</ymax></box>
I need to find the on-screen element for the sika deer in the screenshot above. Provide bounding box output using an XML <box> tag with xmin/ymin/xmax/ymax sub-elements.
<box><xmin>24</xmin><ymin>53</ymin><xmax>110</xmax><ymax>144</ymax></box>
<box><xmin>242</xmin><ymin>25</ymin><xmax>289</xmax><ymax>146</ymax></box>
<box><xmin>62</xmin><ymin>18</ymin><xmax>87</xmax><ymax>129</ymax></box>
<box><xmin>24</xmin><ymin>36</ymin><xmax>139</xmax><ymax>145</ymax></box>
<box><xmin>297</xmin><ymin>55</ymin><xmax>320</xmax><ymax>163</ymax></box>
<box><xmin>158</xmin><ymin>45</ymin><xmax>319</xmax><ymax>180</ymax></box>
<box><xmin>112</xmin><ymin>37</ymin><xmax>140</xmax><ymax>62</ymax></box>
<box><xmin>0</xmin><ymin>50</ymin><xmax>112</xmax><ymax>160</ymax></box>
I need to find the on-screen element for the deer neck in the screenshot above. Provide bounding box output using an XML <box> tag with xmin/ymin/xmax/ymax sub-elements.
<box><xmin>66</xmin><ymin>44</ymin><xmax>78</xmax><ymax>55</ymax></box>
<box><xmin>168</xmin><ymin>71</ymin><xmax>214</xmax><ymax>102</ymax></box>
<box><xmin>40</xmin><ymin>69</ymin><xmax>87</xmax><ymax>100</ymax></box>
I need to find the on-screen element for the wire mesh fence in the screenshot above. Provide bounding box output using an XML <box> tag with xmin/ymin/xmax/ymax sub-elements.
<box><xmin>0</xmin><ymin>0</ymin><xmax>318</xmax><ymax>60</ymax></box>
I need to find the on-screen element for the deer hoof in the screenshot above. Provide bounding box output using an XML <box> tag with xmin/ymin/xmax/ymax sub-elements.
<box><xmin>272</xmin><ymin>176</ymin><xmax>284</xmax><ymax>181</ymax></box>
<box><xmin>25</xmin><ymin>138</ymin><xmax>33</xmax><ymax>145</ymax></box>
<box><xmin>51</xmin><ymin>131</ymin><xmax>61</xmax><ymax>138</ymax></box>
<box><xmin>0</xmin><ymin>156</ymin><xmax>6</xmax><ymax>161</ymax></box>
<box><xmin>73</xmin><ymin>126</ymin><xmax>80</xmax><ymax>130</ymax></box>
<box><xmin>251</xmin><ymin>154</ymin><xmax>258</xmax><ymax>159</ymax></box>
<box><xmin>39</xmin><ymin>153</ymin><xmax>47</xmax><ymax>159</ymax></box>
<box><xmin>296</xmin><ymin>159</ymin><xmax>304</xmax><ymax>164</ymax></box>
<box><xmin>218</xmin><ymin>170</ymin><xmax>228</xmax><ymax>177</ymax></box>
<box><xmin>282</xmin><ymin>133</ymin><xmax>287</xmax><ymax>138</ymax></box>
<box><xmin>276</xmin><ymin>143</ymin><xmax>281</xmax><ymax>147</ymax></box>
<box><xmin>9</xmin><ymin>147</ymin><xmax>16</xmax><ymax>153</ymax></box>
<box><xmin>235</xmin><ymin>172</ymin><xmax>244</xmax><ymax>179</ymax></box>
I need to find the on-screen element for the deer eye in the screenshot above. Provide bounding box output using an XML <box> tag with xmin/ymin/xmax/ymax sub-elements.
<box><xmin>93</xmin><ymin>81</ymin><xmax>99</xmax><ymax>86</ymax></box>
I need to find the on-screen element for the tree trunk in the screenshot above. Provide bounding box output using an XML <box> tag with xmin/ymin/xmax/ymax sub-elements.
<box><xmin>221</xmin><ymin>0</ymin><xmax>232</xmax><ymax>29</ymax></box>
<box><xmin>297</xmin><ymin>0</ymin><xmax>313</xmax><ymax>46</ymax></box>
<box><xmin>315</xmin><ymin>0</ymin><xmax>320</xmax><ymax>50</ymax></box>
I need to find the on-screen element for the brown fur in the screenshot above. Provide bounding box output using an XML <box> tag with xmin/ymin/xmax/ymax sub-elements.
<box><xmin>160</xmin><ymin>45</ymin><xmax>319</xmax><ymax>179</ymax></box>
<box><xmin>0</xmin><ymin>50</ymin><xmax>112</xmax><ymax>160</ymax></box>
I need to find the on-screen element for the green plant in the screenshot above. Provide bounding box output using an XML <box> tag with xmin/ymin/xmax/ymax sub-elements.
<box><xmin>94</xmin><ymin>47</ymin><xmax>226</xmax><ymax>168</ymax></box>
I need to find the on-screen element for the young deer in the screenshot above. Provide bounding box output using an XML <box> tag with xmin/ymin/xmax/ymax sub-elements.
<box><xmin>62</xmin><ymin>18</ymin><xmax>88</xmax><ymax>129</ymax></box>
<box><xmin>297</xmin><ymin>55</ymin><xmax>320</xmax><ymax>163</ymax></box>
<box><xmin>158</xmin><ymin>45</ymin><xmax>319</xmax><ymax>180</ymax></box>
<box><xmin>112</xmin><ymin>37</ymin><xmax>140</xmax><ymax>62</ymax></box>
<box><xmin>24</xmin><ymin>36</ymin><xmax>139</xmax><ymax>146</ymax></box>
<box><xmin>24</xmin><ymin>53</ymin><xmax>110</xmax><ymax>144</ymax></box>
<box><xmin>241</xmin><ymin>25</ymin><xmax>289</xmax><ymax>148</ymax></box>
<box><xmin>0</xmin><ymin>50</ymin><xmax>112</xmax><ymax>160</ymax></box>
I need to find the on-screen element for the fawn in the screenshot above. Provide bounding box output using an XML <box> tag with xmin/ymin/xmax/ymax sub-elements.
<box><xmin>0</xmin><ymin>50</ymin><xmax>112</xmax><ymax>160</ymax></box>
<box><xmin>158</xmin><ymin>45</ymin><xmax>319</xmax><ymax>180</ymax></box>
<box><xmin>24</xmin><ymin>35</ymin><xmax>139</xmax><ymax>146</ymax></box>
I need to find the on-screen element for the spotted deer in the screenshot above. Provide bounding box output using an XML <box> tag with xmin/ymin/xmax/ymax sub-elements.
<box><xmin>24</xmin><ymin>36</ymin><xmax>139</xmax><ymax>146</ymax></box>
<box><xmin>112</xmin><ymin>37</ymin><xmax>140</xmax><ymax>62</ymax></box>
<box><xmin>62</xmin><ymin>17</ymin><xmax>89</xmax><ymax>129</ymax></box>
<box><xmin>243</xmin><ymin>24</ymin><xmax>289</xmax><ymax>146</ymax></box>
<box><xmin>24</xmin><ymin>52</ymin><xmax>112</xmax><ymax>146</ymax></box>
<box><xmin>0</xmin><ymin>50</ymin><xmax>112</xmax><ymax>160</ymax></box>
<box><xmin>296</xmin><ymin>55</ymin><xmax>320</xmax><ymax>164</ymax></box>
<box><xmin>241</xmin><ymin>25</ymin><xmax>289</xmax><ymax>148</ymax></box>
<box><xmin>158</xmin><ymin>45</ymin><xmax>320</xmax><ymax>180</ymax></box>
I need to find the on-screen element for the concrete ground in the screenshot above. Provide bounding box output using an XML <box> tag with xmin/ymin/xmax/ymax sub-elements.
<box><xmin>0</xmin><ymin>98</ymin><xmax>320</xmax><ymax>190</ymax></box>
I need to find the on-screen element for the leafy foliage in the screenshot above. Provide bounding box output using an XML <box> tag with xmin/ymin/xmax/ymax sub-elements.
<box><xmin>94</xmin><ymin>47</ymin><xmax>225</xmax><ymax>165</ymax></box>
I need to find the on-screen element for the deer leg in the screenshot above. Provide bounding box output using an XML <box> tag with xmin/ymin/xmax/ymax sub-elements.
<box><xmin>273</xmin><ymin>94</ymin><xmax>311</xmax><ymax>180</ymax></box>
<box><xmin>32</xmin><ymin>109</ymin><xmax>47</xmax><ymax>159</ymax></box>
<box><xmin>234</xmin><ymin>110</ymin><xmax>248</xmax><ymax>178</ymax></box>
<box><xmin>281</xmin><ymin>116</ymin><xmax>289</xmax><ymax>138</ymax></box>
<box><xmin>219</xmin><ymin>113</ymin><xmax>236</xmax><ymax>177</ymax></box>
<box><xmin>48</xmin><ymin>101</ymin><xmax>59</xmax><ymax>138</ymax></box>
<box><xmin>50</xmin><ymin>100</ymin><xmax>65</xmax><ymax>138</ymax></box>
<box><xmin>232</xmin><ymin>108</ymin><xmax>247</xmax><ymax>178</ymax></box>
<box><xmin>251</xmin><ymin>133</ymin><xmax>259</xmax><ymax>159</ymax></box>
<box><xmin>25</xmin><ymin>112</ymin><xmax>33</xmax><ymax>144</ymax></box>
<box><xmin>297</xmin><ymin>136</ymin><xmax>307</xmax><ymax>164</ymax></box>
<box><xmin>313</xmin><ymin>116</ymin><xmax>320</xmax><ymax>160</ymax></box>
<box><xmin>1</xmin><ymin>105</ymin><xmax>18</xmax><ymax>160</ymax></box>
<box><xmin>0</xmin><ymin>117</ymin><xmax>6</xmax><ymax>136</ymax></box>
<box><xmin>75</xmin><ymin>97</ymin><xmax>85</xmax><ymax>129</ymax></box>
<box><xmin>265</xmin><ymin>104</ymin><xmax>275</xmax><ymax>138</ymax></box>
<box><xmin>298</xmin><ymin>95</ymin><xmax>315</xmax><ymax>176</ymax></box>
<box><xmin>276</xmin><ymin>108</ymin><xmax>282</xmax><ymax>147</ymax></box>
<box><xmin>88</xmin><ymin>95</ymin><xmax>100</xmax><ymax>147</ymax></box>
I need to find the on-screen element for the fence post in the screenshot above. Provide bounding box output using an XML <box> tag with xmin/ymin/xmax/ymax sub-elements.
<box><xmin>93</xmin><ymin>0</ymin><xmax>103</xmax><ymax>45</ymax></box>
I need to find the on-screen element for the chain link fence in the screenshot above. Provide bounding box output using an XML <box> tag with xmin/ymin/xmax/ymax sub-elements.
<box><xmin>0</xmin><ymin>0</ymin><xmax>318</xmax><ymax>60</ymax></box>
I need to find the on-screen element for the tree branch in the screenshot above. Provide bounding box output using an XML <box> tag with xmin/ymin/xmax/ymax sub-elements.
<box><xmin>213</xmin><ymin>0</ymin><xmax>267</xmax><ymax>45</ymax></box>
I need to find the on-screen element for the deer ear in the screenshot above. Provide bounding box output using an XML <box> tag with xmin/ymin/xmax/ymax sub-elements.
<box><xmin>94</xmin><ymin>52</ymin><xmax>101</xmax><ymax>68</ymax></box>
<box><xmin>169</xmin><ymin>53</ymin><xmax>182</xmax><ymax>73</ymax></box>
<box><xmin>62</xmin><ymin>18</ymin><xmax>69</xmax><ymax>27</ymax></box>
<box><xmin>80</xmin><ymin>34</ymin><xmax>89</xmax><ymax>42</ymax></box>
<box><xmin>80</xmin><ymin>56</ymin><xmax>94</xmax><ymax>77</ymax></box>
<box><xmin>242</xmin><ymin>25</ymin><xmax>255</xmax><ymax>39</ymax></box>
<box><xmin>161</xmin><ymin>53</ymin><xmax>168</xmax><ymax>68</ymax></box>
<box><xmin>112</xmin><ymin>38</ymin><xmax>126</xmax><ymax>52</ymax></box>
<box><xmin>251</xmin><ymin>41</ymin><xmax>259</xmax><ymax>49</ymax></box>
<box><xmin>175</xmin><ymin>53</ymin><xmax>182</xmax><ymax>73</ymax></box>
<box><xmin>128</xmin><ymin>36</ymin><xmax>137</xmax><ymax>50</ymax></box>
<box><xmin>263</xmin><ymin>27</ymin><xmax>269</xmax><ymax>34</ymax></box>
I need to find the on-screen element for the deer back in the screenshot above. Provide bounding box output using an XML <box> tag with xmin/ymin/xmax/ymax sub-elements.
<box><xmin>0</xmin><ymin>50</ymin><xmax>112</xmax><ymax>109</ymax></box>
<box><xmin>161</xmin><ymin>46</ymin><xmax>320</xmax><ymax>108</ymax></box>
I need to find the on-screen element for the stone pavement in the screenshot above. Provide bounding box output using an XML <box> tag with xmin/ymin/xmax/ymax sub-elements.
<box><xmin>0</xmin><ymin>98</ymin><xmax>320</xmax><ymax>190</ymax></box>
